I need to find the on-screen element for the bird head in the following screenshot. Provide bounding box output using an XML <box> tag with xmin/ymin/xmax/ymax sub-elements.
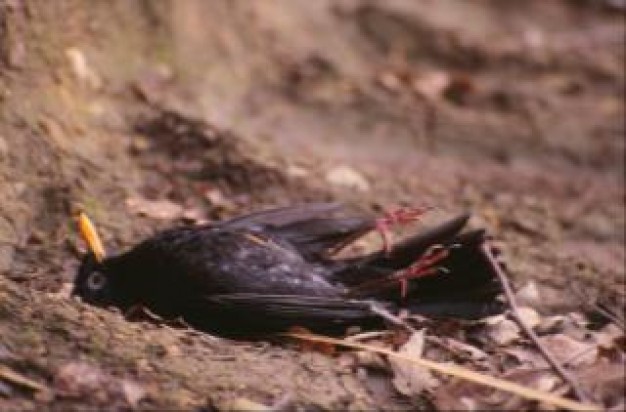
<box><xmin>73</xmin><ymin>213</ymin><xmax>116</xmax><ymax>306</ymax></box>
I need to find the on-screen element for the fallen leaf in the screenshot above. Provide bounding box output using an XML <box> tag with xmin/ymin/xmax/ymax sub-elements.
<box><xmin>442</xmin><ymin>73</ymin><xmax>475</xmax><ymax>104</ymax></box>
<box><xmin>516</xmin><ymin>306</ymin><xmax>541</xmax><ymax>330</ymax></box>
<box><xmin>0</xmin><ymin>136</ymin><xmax>8</xmax><ymax>157</ymax></box>
<box><xmin>576</xmin><ymin>362</ymin><xmax>625</xmax><ymax>409</ymax></box>
<box><xmin>484</xmin><ymin>316</ymin><xmax>521</xmax><ymax>346</ymax></box>
<box><xmin>65</xmin><ymin>47</ymin><xmax>101</xmax><ymax>89</ymax></box>
<box><xmin>126</xmin><ymin>197</ymin><xmax>184</xmax><ymax>220</ymax></box>
<box><xmin>289</xmin><ymin>326</ymin><xmax>336</xmax><ymax>355</ymax></box>
<box><xmin>515</xmin><ymin>281</ymin><xmax>542</xmax><ymax>307</ymax></box>
<box><xmin>181</xmin><ymin>207</ymin><xmax>207</xmax><ymax>224</ymax></box>
<box><xmin>503</xmin><ymin>347</ymin><xmax>549</xmax><ymax>369</ymax></box>
<box><xmin>325</xmin><ymin>165</ymin><xmax>370</xmax><ymax>192</ymax></box>
<box><xmin>47</xmin><ymin>282</ymin><xmax>74</xmax><ymax>300</ymax></box>
<box><xmin>536</xmin><ymin>315</ymin><xmax>567</xmax><ymax>335</ymax></box>
<box><xmin>286</xmin><ymin>164</ymin><xmax>309</xmax><ymax>178</ymax></box>
<box><xmin>377</xmin><ymin>70</ymin><xmax>403</xmax><ymax>92</ymax></box>
<box><xmin>444</xmin><ymin>338</ymin><xmax>490</xmax><ymax>362</ymax></box>
<box><xmin>121</xmin><ymin>379</ymin><xmax>148</xmax><ymax>408</ymax></box>
<box><xmin>390</xmin><ymin>329</ymin><xmax>439</xmax><ymax>396</ymax></box>
<box><xmin>227</xmin><ymin>397</ymin><xmax>271</xmax><ymax>411</ymax></box>
<box><xmin>354</xmin><ymin>350</ymin><xmax>388</xmax><ymax>370</ymax></box>
<box><xmin>412</xmin><ymin>71</ymin><xmax>450</xmax><ymax>100</ymax></box>
<box><xmin>204</xmin><ymin>188</ymin><xmax>235</xmax><ymax>211</ymax></box>
<box><xmin>55</xmin><ymin>362</ymin><xmax>148</xmax><ymax>407</ymax></box>
<box><xmin>54</xmin><ymin>362</ymin><xmax>109</xmax><ymax>400</ymax></box>
<box><xmin>539</xmin><ymin>334</ymin><xmax>598</xmax><ymax>367</ymax></box>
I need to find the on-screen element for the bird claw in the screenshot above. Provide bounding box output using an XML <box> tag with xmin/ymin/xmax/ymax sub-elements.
<box><xmin>392</xmin><ymin>244</ymin><xmax>450</xmax><ymax>299</ymax></box>
<box><xmin>375</xmin><ymin>206</ymin><xmax>431</xmax><ymax>255</ymax></box>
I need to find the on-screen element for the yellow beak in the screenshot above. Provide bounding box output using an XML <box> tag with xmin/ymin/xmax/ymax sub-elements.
<box><xmin>77</xmin><ymin>212</ymin><xmax>106</xmax><ymax>262</ymax></box>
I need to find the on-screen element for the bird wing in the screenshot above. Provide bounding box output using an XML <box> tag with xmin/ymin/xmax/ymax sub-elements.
<box><xmin>221</xmin><ymin>203</ymin><xmax>344</xmax><ymax>229</ymax></box>
<box><xmin>221</xmin><ymin>203</ymin><xmax>375</xmax><ymax>259</ymax></box>
<box><xmin>189</xmin><ymin>293</ymin><xmax>384</xmax><ymax>334</ymax></box>
<box><xmin>204</xmin><ymin>293</ymin><xmax>376</xmax><ymax>320</ymax></box>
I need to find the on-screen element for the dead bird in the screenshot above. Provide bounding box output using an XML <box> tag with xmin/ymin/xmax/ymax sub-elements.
<box><xmin>74</xmin><ymin>203</ymin><xmax>504</xmax><ymax>335</ymax></box>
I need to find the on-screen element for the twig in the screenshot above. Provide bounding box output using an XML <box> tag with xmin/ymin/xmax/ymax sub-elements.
<box><xmin>345</xmin><ymin>330</ymin><xmax>392</xmax><ymax>342</ymax></box>
<box><xmin>480</xmin><ymin>244</ymin><xmax>592</xmax><ymax>404</ymax></box>
<box><xmin>368</xmin><ymin>301</ymin><xmax>418</xmax><ymax>332</ymax></box>
<box><xmin>591</xmin><ymin>303</ymin><xmax>624</xmax><ymax>330</ymax></box>
<box><xmin>367</xmin><ymin>302</ymin><xmax>479</xmax><ymax>361</ymax></box>
<box><xmin>285</xmin><ymin>332</ymin><xmax>600</xmax><ymax>412</ymax></box>
<box><xmin>0</xmin><ymin>365</ymin><xmax>49</xmax><ymax>393</ymax></box>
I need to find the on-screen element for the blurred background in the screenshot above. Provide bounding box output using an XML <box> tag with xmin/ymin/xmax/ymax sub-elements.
<box><xmin>0</xmin><ymin>0</ymin><xmax>624</xmax><ymax>409</ymax></box>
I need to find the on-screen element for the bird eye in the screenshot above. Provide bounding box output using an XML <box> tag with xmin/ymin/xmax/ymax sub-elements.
<box><xmin>86</xmin><ymin>271</ymin><xmax>107</xmax><ymax>291</ymax></box>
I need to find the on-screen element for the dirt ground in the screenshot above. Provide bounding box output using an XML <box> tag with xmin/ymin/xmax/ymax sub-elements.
<box><xmin>0</xmin><ymin>1</ymin><xmax>624</xmax><ymax>410</ymax></box>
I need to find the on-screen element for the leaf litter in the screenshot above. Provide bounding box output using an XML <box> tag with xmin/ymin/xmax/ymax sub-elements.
<box><xmin>287</xmin><ymin>251</ymin><xmax>624</xmax><ymax>411</ymax></box>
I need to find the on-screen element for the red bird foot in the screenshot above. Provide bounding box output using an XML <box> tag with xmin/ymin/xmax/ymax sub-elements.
<box><xmin>391</xmin><ymin>245</ymin><xmax>450</xmax><ymax>298</ymax></box>
<box><xmin>375</xmin><ymin>206</ymin><xmax>432</xmax><ymax>255</ymax></box>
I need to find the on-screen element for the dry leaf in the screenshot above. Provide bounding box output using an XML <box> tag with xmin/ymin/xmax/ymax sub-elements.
<box><xmin>578</xmin><ymin>362</ymin><xmax>625</xmax><ymax>409</ymax></box>
<box><xmin>227</xmin><ymin>397</ymin><xmax>271</xmax><ymax>411</ymax></box>
<box><xmin>354</xmin><ymin>350</ymin><xmax>388</xmax><ymax>370</ymax></box>
<box><xmin>286</xmin><ymin>164</ymin><xmax>310</xmax><ymax>178</ymax></box>
<box><xmin>121</xmin><ymin>379</ymin><xmax>148</xmax><ymax>408</ymax></box>
<box><xmin>504</xmin><ymin>347</ymin><xmax>549</xmax><ymax>369</ymax></box>
<box><xmin>288</xmin><ymin>332</ymin><xmax>600</xmax><ymax>411</ymax></box>
<box><xmin>181</xmin><ymin>207</ymin><xmax>207</xmax><ymax>224</ymax></box>
<box><xmin>515</xmin><ymin>281</ymin><xmax>542</xmax><ymax>307</ymax></box>
<box><xmin>126</xmin><ymin>197</ymin><xmax>184</xmax><ymax>220</ymax></box>
<box><xmin>289</xmin><ymin>326</ymin><xmax>336</xmax><ymax>355</ymax></box>
<box><xmin>516</xmin><ymin>306</ymin><xmax>541</xmax><ymax>330</ymax></box>
<box><xmin>378</xmin><ymin>70</ymin><xmax>403</xmax><ymax>92</ymax></box>
<box><xmin>540</xmin><ymin>334</ymin><xmax>598</xmax><ymax>367</ymax></box>
<box><xmin>65</xmin><ymin>47</ymin><xmax>101</xmax><ymax>89</ymax></box>
<box><xmin>390</xmin><ymin>330</ymin><xmax>439</xmax><ymax>396</ymax></box>
<box><xmin>54</xmin><ymin>362</ymin><xmax>110</xmax><ymax>401</ymax></box>
<box><xmin>484</xmin><ymin>316</ymin><xmax>521</xmax><ymax>346</ymax></box>
<box><xmin>445</xmin><ymin>338</ymin><xmax>489</xmax><ymax>362</ymax></box>
<box><xmin>595</xmin><ymin>323</ymin><xmax>624</xmax><ymax>347</ymax></box>
<box><xmin>325</xmin><ymin>165</ymin><xmax>370</xmax><ymax>192</ymax></box>
<box><xmin>537</xmin><ymin>315</ymin><xmax>567</xmax><ymax>335</ymax></box>
<box><xmin>412</xmin><ymin>71</ymin><xmax>450</xmax><ymax>100</ymax></box>
<box><xmin>204</xmin><ymin>188</ymin><xmax>235</xmax><ymax>211</ymax></box>
<box><xmin>55</xmin><ymin>362</ymin><xmax>148</xmax><ymax>407</ymax></box>
<box><xmin>47</xmin><ymin>282</ymin><xmax>74</xmax><ymax>300</ymax></box>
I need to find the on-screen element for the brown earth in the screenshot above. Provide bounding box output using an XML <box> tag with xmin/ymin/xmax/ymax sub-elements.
<box><xmin>0</xmin><ymin>1</ymin><xmax>624</xmax><ymax>410</ymax></box>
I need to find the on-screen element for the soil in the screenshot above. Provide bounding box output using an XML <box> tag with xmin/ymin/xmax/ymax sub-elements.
<box><xmin>0</xmin><ymin>1</ymin><xmax>623</xmax><ymax>410</ymax></box>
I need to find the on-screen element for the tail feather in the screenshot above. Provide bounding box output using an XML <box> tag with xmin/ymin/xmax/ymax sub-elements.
<box><xmin>333</xmin><ymin>222</ymin><xmax>504</xmax><ymax>319</ymax></box>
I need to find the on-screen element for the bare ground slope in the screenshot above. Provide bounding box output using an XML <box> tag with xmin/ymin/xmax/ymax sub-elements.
<box><xmin>0</xmin><ymin>1</ymin><xmax>623</xmax><ymax>409</ymax></box>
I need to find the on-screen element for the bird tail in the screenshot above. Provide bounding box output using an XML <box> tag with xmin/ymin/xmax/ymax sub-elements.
<box><xmin>332</xmin><ymin>215</ymin><xmax>505</xmax><ymax>319</ymax></box>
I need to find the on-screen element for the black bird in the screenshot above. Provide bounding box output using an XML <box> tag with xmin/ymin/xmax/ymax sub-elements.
<box><xmin>74</xmin><ymin>203</ymin><xmax>504</xmax><ymax>335</ymax></box>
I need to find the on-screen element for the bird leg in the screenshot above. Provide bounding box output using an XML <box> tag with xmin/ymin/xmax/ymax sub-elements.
<box><xmin>346</xmin><ymin>244</ymin><xmax>449</xmax><ymax>299</ymax></box>
<box><xmin>375</xmin><ymin>206</ymin><xmax>431</xmax><ymax>255</ymax></box>
<box><xmin>391</xmin><ymin>245</ymin><xmax>450</xmax><ymax>298</ymax></box>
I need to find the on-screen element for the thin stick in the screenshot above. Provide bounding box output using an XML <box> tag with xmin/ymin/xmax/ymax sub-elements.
<box><xmin>0</xmin><ymin>365</ymin><xmax>50</xmax><ymax>393</ymax></box>
<box><xmin>368</xmin><ymin>301</ymin><xmax>418</xmax><ymax>332</ymax></box>
<box><xmin>285</xmin><ymin>332</ymin><xmax>600</xmax><ymax>411</ymax></box>
<box><xmin>480</xmin><ymin>244</ymin><xmax>592</xmax><ymax>404</ymax></box>
<box><xmin>368</xmin><ymin>303</ymin><xmax>481</xmax><ymax>361</ymax></box>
